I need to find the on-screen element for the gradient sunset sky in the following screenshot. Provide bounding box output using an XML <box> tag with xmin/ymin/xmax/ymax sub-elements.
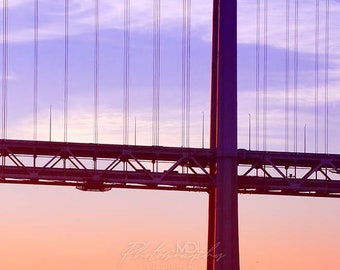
<box><xmin>1</xmin><ymin>1</ymin><xmax>340</xmax><ymax>270</ymax></box>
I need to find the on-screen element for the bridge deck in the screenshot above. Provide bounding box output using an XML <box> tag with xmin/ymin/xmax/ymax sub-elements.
<box><xmin>0</xmin><ymin>139</ymin><xmax>340</xmax><ymax>197</ymax></box>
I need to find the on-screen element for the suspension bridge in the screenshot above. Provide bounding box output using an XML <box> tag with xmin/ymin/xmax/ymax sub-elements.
<box><xmin>0</xmin><ymin>0</ymin><xmax>338</xmax><ymax>269</ymax></box>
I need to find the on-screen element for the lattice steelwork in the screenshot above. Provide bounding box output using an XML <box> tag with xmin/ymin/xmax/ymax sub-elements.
<box><xmin>239</xmin><ymin>150</ymin><xmax>340</xmax><ymax>198</ymax></box>
<box><xmin>1</xmin><ymin>139</ymin><xmax>340</xmax><ymax>199</ymax></box>
<box><xmin>0</xmin><ymin>139</ymin><xmax>213</xmax><ymax>192</ymax></box>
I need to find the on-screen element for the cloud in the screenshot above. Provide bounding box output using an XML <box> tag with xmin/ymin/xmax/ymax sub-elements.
<box><xmin>238</xmin><ymin>0</ymin><xmax>340</xmax><ymax>54</ymax></box>
<box><xmin>6</xmin><ymin>0</ymin><xmax>340</xmax><ymax>59</ymax></box>
<box><xmin>4</xmin><ymin>0</ymin><xmax>212</xmax><ymax>43</ymax></box>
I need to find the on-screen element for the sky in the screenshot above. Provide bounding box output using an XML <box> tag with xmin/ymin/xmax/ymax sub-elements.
<box><xmin>2</xmin><ymin>0</ymin><xmax>340</xmax><ymax>270</ymax></box>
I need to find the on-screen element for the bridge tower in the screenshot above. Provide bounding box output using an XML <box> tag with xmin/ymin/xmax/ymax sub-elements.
<box><xmin>208</xmin><ymin>0</ymin><xmax>239</xmax><ymax>269</ymax></box>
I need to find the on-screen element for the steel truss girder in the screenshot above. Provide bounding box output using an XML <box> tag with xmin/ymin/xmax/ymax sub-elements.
<box><xmin>238</xmin><ymin>149</ymin><xmax>340</xmax><ymax>198</ymax></box>
<box><xmin>2</xmin><ymin>140</ymin><xmax>340</xmax><ymax>197</ymax></box>
<box><xmin>0</xmin><ymin>139</ymin><xmax>214</xmax><ymax>192</ymax></box>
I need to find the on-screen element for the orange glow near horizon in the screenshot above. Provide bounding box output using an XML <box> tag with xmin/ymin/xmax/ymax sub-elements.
<box><xmin>0</xmin><ymin>186</ymin><xmax>208</xmax><ymax>270</ymax></box>
<box><xmin>1</xmin><ymin>186</ymin><xmax>340</xmax><ymax>270</ymax></box>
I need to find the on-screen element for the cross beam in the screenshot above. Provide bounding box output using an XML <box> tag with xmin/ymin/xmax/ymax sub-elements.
<box><xmin>238</xmin><ymin>149</ymin><xmax>340</xmax><ymax>198</ymax></box>
<box><xmin>0</xmin><ymin>139</ymin><xmax>339</xmax><ymax>195</ymax></box>
<box><xmin>0</xmin><ymin>139</ymin><xmax>213</xmax><ymax>192</ymax></box>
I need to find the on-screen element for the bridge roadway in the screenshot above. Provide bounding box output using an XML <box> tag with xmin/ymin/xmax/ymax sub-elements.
<box><xmin>0</xmin><ymin>139</ymin><xmax>339</xmax><ymax>197</ymax></box>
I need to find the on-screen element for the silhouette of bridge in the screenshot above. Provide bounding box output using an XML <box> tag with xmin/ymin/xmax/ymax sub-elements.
<box><xmin>2</xmin><ymin>139</ymin><xmax>339</xmax><ymax>196</ymax></box>
<box><xmin>0</xmin><ymin>0</ymin><xmax>336</xmax><ymax>270</ymax></box>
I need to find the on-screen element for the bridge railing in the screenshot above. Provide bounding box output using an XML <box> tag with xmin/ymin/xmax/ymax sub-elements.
<box><xmin>238</xmin><ymin>149</ymin><xmax>340</xmax><ymax>197</ymax></box>
<box><xmin>0</xmin><ymin>139</ymin><xmax>214</xmax><ymax>192</ymax></box>
<box><xmin>2</xmin><ymin>139</ymin><xmax>340</xmax><ymax>197</ymax></box>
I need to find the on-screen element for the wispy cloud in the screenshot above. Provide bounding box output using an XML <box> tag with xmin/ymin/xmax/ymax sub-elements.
<box><xmin>238</xmin><ymin>0</ymin><xmax>340</xmax><ymax>55</ymax></box>
<box><xmin>7</xmin><ymin>0</ymin><xmax>340</xmax><ymax>56</ymax></box>
<box><xmin>5</xmin><ymin>0</ymin><xmax>212</xmax><ymax>43</ymax></box>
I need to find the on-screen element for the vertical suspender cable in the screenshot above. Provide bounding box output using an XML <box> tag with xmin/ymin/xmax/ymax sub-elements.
<box><xmin>293</xmin><ymin>0</ymin><xmax>298</xmax><ymax>152</ymax></box>
<box><xmin>64</xmin><ymin>0</ymin><xmax>69</xmax><ymax>142</ymax></box>
<box><xmin>94</xmin><ymin>0</ymin><xmax>99</xmax><ymax>144</ymax></box>
<box><xmin>33</xmin><ymin>0</ymin><xmax>38</xmax><ymax>141</ymax></box>
<box><xmin>285</xmin><ymin>0</ymin><xmax>290</xmax><ymax>152</ymax></box>
<box><xmin>186</xmin><ymin>0</ymin><xmax>191</xmax><ymax>148</ymax></box>
<box><xmin>33</xmin><ymin>0</ymin><xmax>39</xmax><ymax>141</ymax></box>
<box><xmin>123</xmin><ymin>0</ymin><xmax>130</xmax><ymax>145</ymax></box>
<box><xmin>2</xmin><ymin>0</ymin><xmax>8</xmax><ymax>140</ymax></box>
<box><xmin>263</xmin><ymin>0</ymin><xmax>268</xmax><ymax>151</ymax></box>
<box><xmin>255</xmin><ymin>0</ymin><xmax>260</xmax><ymax>151</ymax></box>
<box><xmin>181</xmin><ymin>0</ymin><xmax>191</xmax><ymax>148</ymax></box>
<box><xmin>158</xmin><ymin>0</ymin><xmax>161</xmax><ymax>145</ymax></box>
<box><xmin>181</xmin><ymin>0</ymin><xmax>186</xmax><ymax>147</ymax></box>
<box><xmin>134</xmin><ymin>116</ymin><xmax>136</xmax><ymax>145</ymax></box>
<box><xmin>153</xmin><ymin>0</ymin><xmax>160</xmax><ymax>146</ymax></box>
<box><xmin>324</xmin><ymin>0</ymin><xmax>329</xmax><ymax>153</ymax></box>
<box><xmin>315</xmin><ymin>0</ymin><xmax>319</xmax><ymax>153</ymax></box>
<box><xmin>202</xmin><ymin>111</ymin><xmax>205</xmax><ymax>148</ymax></box>
<box><xmin>49</xmin><ymin>104</ymin><xmax>52</xmax><ymax>141</ymax></box>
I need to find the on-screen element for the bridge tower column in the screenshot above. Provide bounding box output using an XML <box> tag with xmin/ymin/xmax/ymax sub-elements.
<box><xmin>208</xmin><ymin>0</ymin><xmax>239</xmax><ymax>270</ymax></box>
